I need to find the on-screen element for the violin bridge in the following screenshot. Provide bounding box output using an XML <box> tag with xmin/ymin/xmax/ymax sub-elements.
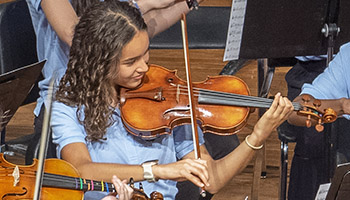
<box><xmin>176</xmin><ymin>84</ymin><xmax>180</xmax><ymax>103</ymax></box>
<box><xmin>12</xmin><ymin>165</ymin><xmax>20</xmax><ymax>186</ymax></box>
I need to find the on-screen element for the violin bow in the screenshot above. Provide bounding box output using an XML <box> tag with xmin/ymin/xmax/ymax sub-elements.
<box><xmin>180</xmin><ymin>13</ymin><xmax>206</xmax><ymax>197</ymax></box>
<box><xmin>33</xmin><ymin>78</ymin><xmax>55</xmax><ymax>200</ymax></box>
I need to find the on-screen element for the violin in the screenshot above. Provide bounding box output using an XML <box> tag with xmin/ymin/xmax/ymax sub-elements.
<box><xmin>119</xmin><ymin>64</ymin><xmax>337</xmax><ymax>138</ymax></box>
<box><xmin>0</xmin><ymin>153</ymin><xmax>163</xmax><ymax>200</ymax></box>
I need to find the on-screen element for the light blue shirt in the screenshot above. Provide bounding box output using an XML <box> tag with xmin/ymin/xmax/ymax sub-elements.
<box><xmin>301</xmin><ymin>42</ymin><xmax>350</xmax><ymax>119</ymax></box>
<box><xmin>51</xmin><ymin>101</ymin><xmax>205</xmax><ymax>200</ymax></box>
<box><xmin>296</xmin><ymin>55</ymin><xmax>328</xmax><ymax>62</ymax></box>
<box><xmin>26</xmin><ymin>0</ymin><xmax>71</xmax><ymax>116</ymax></box>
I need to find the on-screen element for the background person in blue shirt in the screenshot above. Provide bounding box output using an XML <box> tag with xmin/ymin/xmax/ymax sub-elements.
<box><xmin>51</xmin><ymin>1</ymin><xmax>294</xmax><ymax>199</ymax></box>
<box><xmin>280</xmin><ymin>55</ymin><xmax>329</xmax><ymax>200</ymax></box>
<box><xmin>287</xmin><ymin>43</ymin><xmax>350</xmax><ymax>199</ymax></box>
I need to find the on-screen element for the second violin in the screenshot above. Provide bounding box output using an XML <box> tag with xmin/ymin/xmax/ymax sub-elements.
<box><xmin>0</xmin><ymin>154</ymin><xmax>163</xmax><ymax>200</ymax></box>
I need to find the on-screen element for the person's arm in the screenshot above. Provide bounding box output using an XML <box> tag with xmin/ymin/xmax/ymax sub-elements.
<box><xmin>61</xmin><ymin>142</ymin><xmax>145</xmax><ymax>182</ymax></box>
<box><xmin>61</xmin><ymin>141</ymin><xmax>210</xmax><ymax>184</ymax></box>
<box><xmin>136</xmin><ymin>0</ymin><xmax>176</xmax><ymax>15</ymax></box>
<box><xmin>40</xmin><ymin>0</ymin><xmax>201</xmax><ymax>46</ymax></box>
<box><xmin>142</xmin><ymin>0</ymin><xmax>204</xmax><ymax>38</ymax></box>
<box><xmin>40</xmin><ymin>0</ymin><xmax>78</xmax><ymax>46</ymax></box>
<box><xmin>287</xmin><ymin>95</ymin><xmax>350</xmax><ymax>126</ymax></box>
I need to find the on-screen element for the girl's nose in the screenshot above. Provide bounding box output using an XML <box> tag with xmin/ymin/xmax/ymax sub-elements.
<box><xmin>137</xmin><ymin>59</ymin><xmax>149</xmax><ymax>73</ymax></box>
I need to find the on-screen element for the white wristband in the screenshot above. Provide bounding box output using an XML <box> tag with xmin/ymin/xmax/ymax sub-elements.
<box><xmin>141</xmin><ymin>160</ymin><xmax>158</xmax><ymax>182</ymax></box>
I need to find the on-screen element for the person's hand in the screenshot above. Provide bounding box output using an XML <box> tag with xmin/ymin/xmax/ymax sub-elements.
<box><xmin>250</xmin><ymin>93</ymin><xmax>294</xmax><ymax>144</ymax></box>
<box><xmin>102</xmin><ymin>175</ymin><xmax>133</xmax><ymax>200</ymax></box>
<box><xmin>152</xmin><ymin>158</ymin><xmax>209</xmax><ymax>188</ymax></box>
<box><xmin>341</xmin><ymin>98</ymin><xmax>350</xmax><ymax>115</ymax></box>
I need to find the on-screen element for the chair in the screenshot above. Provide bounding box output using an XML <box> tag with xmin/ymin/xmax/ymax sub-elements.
<box><xmin>0</xmin><ymin>0</ymin><xmax>40</xmax><ymax>156</ymax></box>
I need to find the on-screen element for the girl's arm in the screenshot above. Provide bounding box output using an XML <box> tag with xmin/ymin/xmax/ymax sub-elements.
<box><xmin>180</xmin><ymin>93</ymin><xmax>294</xmax><ymax>193</ymax></box>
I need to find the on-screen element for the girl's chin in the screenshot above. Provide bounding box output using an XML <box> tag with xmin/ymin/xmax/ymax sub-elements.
<box><xmin>123</xmin><ymin>81</ymin><xmax>142</xmax><ymax>89</ymax></box>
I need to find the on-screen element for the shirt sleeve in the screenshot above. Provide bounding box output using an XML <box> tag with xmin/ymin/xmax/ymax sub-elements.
<box><xmin>173</xmin><ymin>125</ymin><xmax>205</xmax><ymax>159</ymax></box>
<box><xmin>51</xmin><ymin>101</ymin><xmax>87</xmax><ymax>158</ymax></box>
<box><xmin>26</xmin><ymin>0</ymin><xmax>42</xmax><ymax>11</ymax></box>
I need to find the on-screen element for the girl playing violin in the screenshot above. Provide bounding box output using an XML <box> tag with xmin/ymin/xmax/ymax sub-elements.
<box><xmin>51</xmin><ymin>1</ymin><xmax>294</xmax><ymax>199</ymax></box>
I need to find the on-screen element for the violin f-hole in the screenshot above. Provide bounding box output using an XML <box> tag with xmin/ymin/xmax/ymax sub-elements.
<box><xmin>2</xmin><ymin>187</ymin><xmax>28</xmax><ymax>199</ymax></box>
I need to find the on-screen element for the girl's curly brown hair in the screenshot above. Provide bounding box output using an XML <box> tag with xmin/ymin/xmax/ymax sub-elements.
<box><xmin>56</xmin><ymin>0</ymin><xmax>147</xmax><ymax>142</ymax></box>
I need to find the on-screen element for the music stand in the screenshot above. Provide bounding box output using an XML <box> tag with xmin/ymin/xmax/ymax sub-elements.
<box><xmin>0</xmin><ymin>61</ymin><xmax>45</xmax><ymax>148</ymax></box>
<box><xmin>326</xmin><ymin>162</ymin><xmax>350</xmax><ymax>200</ymax></box>
<box><xmin>224</xmin><ymin>0</ymin><xmax>350</xmax><ymax>60</ymax></box>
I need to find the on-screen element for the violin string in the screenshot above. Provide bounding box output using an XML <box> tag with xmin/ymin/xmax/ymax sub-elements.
<box><xmin>42</xmin><ymin>173</ymin><xmax>114</xmax><ymax>192</ymax></box>
<box><xmin>1</xmin><ymin>167</ymin><xmax>115</xmax><ymax>192</ymax></box>
<box><xmin>163</xmin><ymin>86</ymin><xmax>302</xmax><ymax>110</ymax></box>
<box><xmin>168</xmin><ymin>85</ymin><xmax>274</xmax><ymax>103</ymax></box>
<box><xmin>166</xmin><ymin>86</ymin><xmax>272</xmax><ymax>105</ymax></box>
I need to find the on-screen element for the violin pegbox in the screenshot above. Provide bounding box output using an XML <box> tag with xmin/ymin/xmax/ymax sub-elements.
<box><xmin>128</xmin><ymin>178</ymin><xmax>164</xmax><ymax>200</ymax></box>
<box><xmin>297</xmin><ymin>94</ymin><xmax>337</xmax><ymax>132</ymax></box>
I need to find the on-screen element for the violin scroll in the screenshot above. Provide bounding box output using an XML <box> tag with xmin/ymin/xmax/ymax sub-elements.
<box><xmin>129</xmin><ymin>178</ymin><xmax>164</xmax><ymax>200</ymax></box>
<box><xmin>297</xmin><ymin>94</ymin><xmax>337</xmax><ymax>132</ymax></box>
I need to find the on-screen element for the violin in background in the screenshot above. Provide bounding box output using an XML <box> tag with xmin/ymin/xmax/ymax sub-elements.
<box><xmin>0</xmin><ymin>153</ymin><xmax>163</xmax><ymax>200</ymax></box>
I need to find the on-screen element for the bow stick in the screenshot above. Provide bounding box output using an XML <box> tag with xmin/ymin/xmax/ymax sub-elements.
<box><xmin>180</xmin><ymin>13</ymin><xmax>206</xmax><ymax>197</ymax></box>
<box><xmin>33</xmin><ymin>78</ymin><xmax>55</xmax><ymax>199</ymax></box>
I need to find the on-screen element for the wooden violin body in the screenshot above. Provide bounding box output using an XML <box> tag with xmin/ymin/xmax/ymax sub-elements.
<box><xmin>120</xmin><ymin>65</ymin><xmax>338</xmax><ymax>138</ymax></box>
<box><xmin>0</xmin><ymin>154</ymin><xmax>83</xmax><ymax>200</ymax></box>
<box><xmin>0</xmin><ymin>154</ymin><xmax>163</xmax><ymax>200</ymax></box>
<box><xmin>120</xmin><ymin>64</ymin><xmax>253</xmax><ymax>138</ymax></box>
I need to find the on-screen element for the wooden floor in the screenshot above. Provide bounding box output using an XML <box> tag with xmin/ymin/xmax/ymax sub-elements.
<box><xmin>4</xmin><ymin>48</ymin><xmax>295</xmax><ymax>199</ymax></box>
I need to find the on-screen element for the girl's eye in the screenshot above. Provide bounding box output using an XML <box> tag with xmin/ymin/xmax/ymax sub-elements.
<box><xmin>124</xmin><ymin>60</ymin><xmax>136</xmax><ymax>65</ymax></box>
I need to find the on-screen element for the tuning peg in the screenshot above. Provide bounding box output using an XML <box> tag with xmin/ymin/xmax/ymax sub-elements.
<box><xmin>139</xmin><ymin>182</ymin><xmax>144</xmax><ymax>191</ymax></box>
<box><xmin>306</xmin><ymin>115</ymin><xmax>312</xmax><ymax>128</ymax></box>
<box><xmin>301</xmin><ymin>94</ymin><xmax>311</xmax><ymax>103</ymax></box>
<box><xmin>150</xmin><ymin>191</ymin><xmax>164</xmax><ymax>200</ymax></box>
<box><xmin>315</xmin><ymin>119</ymin><xmax>324</xmax><ymax>132</ymax></box>
<box><xmin>313</xmin><ymin>99</ymin><xmax>321</xmax><ymax>107</ymax></box>
<box><xmin>129</xmin><ymin>177</ymin><xmax>135</xmax><ymax>188</ymax></box>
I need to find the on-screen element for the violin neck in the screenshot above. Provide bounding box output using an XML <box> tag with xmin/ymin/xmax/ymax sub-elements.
<box><xmin>197</xmin><ymin>89</ymin><xmax>301</xmax><ymax>111</ymax></box>
<box><xmin>42</xmin><ymin>173</ymin><xmax>115</xmax><ymax>193</ymax></box>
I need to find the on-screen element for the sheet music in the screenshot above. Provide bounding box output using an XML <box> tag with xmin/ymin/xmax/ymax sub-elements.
<box><xmin>224</xmin><ymin>0</ymin><xmax>247</xmax><ymax>61</ymax></box>
<box><xmin>314</xmin><ymin>183</ymin><xmax>330</xmax><ymax>200</ymax></box>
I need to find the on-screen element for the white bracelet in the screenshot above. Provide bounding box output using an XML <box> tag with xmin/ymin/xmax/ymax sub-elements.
<box><xmin>245</xmin><ymin>135</ymin><xmax>263</xmax><ymax>150</ymax></box>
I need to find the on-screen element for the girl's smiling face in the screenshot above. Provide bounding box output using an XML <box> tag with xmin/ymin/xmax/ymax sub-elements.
<box><xmin>114</xmin><ymin>30</ymin><xmax>150</xmax><ymax>89</ymax></box>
